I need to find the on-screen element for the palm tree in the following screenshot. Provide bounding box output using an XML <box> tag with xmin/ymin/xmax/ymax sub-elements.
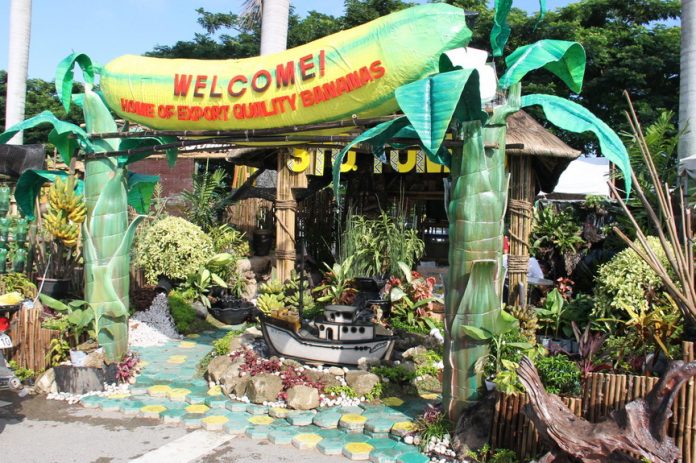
<box><xmin>241</xmin><ymin>0</ymin><xmax>290</xmax><ymax>55</ymax></box>
<box><xmin>680</xmin><ymin>0</ymin><xmax>696</xmax><ymax>178</ymax></box>
<box><xmin>4</xmin><ymin>0</ymin><xmax>32</xmax><ymax>144</ymax></box>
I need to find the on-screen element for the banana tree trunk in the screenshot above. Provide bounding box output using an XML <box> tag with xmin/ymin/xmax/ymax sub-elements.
<box><xmin>443</xmin><ymin>86</ymin><xmax>519</xmax><ymax>420</ymax></box>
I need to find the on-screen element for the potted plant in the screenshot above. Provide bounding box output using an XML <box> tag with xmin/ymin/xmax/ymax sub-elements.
<box><xmin>210</xmin><ymin>268</ymin><xmax>253</xmax><ymax>325</ymax></box>
<box><xmin>384</xmin><ymin>262</ymin><xmax>442</xmax><ymax>333</ymax></box>
<box><xmin>536</xmin><ymin>288</ymin><xmax>573</xmax><ymax>350</ymax></box>
<box><xmin>35</xmin><ymin>176</ymin><xmax>85</xmax><ymax>298</ymax></box>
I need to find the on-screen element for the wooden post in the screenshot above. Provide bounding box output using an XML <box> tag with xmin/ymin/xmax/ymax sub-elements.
<box><xmin>275</xmin><ymin>150</ymin><xmax>307</xmax><ymax>282</ymax></box>
<box><xmin>507</xmin><ymin>155</ymin><xmax>535</xmax><ymax>306</ymax></box>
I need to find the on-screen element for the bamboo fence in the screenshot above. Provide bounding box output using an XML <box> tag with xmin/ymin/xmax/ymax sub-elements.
<box><xmin>226</xmin><ymin>198</ymin><xmax>274</xmax><ymax>237</ymax></box>
<box><xmin>491</xmin><ymin>341</ymin><xmax>696</xmax><ymax>462</ymax></box>
<box><xmin>7</xmin><ymin>305</ymin><xmax>61</xmax><ymax>373</ymax></box>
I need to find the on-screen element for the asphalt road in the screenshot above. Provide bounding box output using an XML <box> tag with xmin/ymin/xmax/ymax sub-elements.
<box><xmin>0</xmin><ymin>391</ymin><xmax>350</xmax><ymax>463</ymax></box>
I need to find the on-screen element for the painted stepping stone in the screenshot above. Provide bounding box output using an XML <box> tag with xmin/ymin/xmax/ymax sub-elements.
<box><xmin>186</xmin><ymin>334</ymin><xmax>200</xmax><ymax>339</ymax></box>
<box><xmin>339</xmin><ymin>406</ymin><xmax>364</xmax><ymax>415</ymax></box>
<box><xmin>161</xmin><ymin>408</ymin><xmax>188</xmax><ymax>424</ymax></box>
<box><xmin>207</xmin><ymin>385</ymin><xmax>223</xmax><ymax>396</ymax></box>
<box><xmin>360</xmin><ymin>404</ymin><xmax>387</xmax><ymax>412</ymax></box>
<box><xmin>168</xmin><ymin>388</ymin><xmax>192</xmax><ymax>402</ymax></box>
<box><xmin>369</xmin><ymin>448</ymin><xmax>407</xmax><ymax>463</ymax></box>
<box><xmin>167</xmin><ymin>355</ymin><xmax>187</xmax><ymax>364</ymax></box>
<box><xmin>140</xmin><ymin>404</ymin><xmax>167</xmax><ymax>419</ymax></box>
<box><xmin>382</xmin><ymin>397</ymin><xmax>405</xmax><ymax>407</ymax></box>
<box><xmin>419</xmin><ymin>393</ymin><xmax>440</xmax><ymax>401</ymax></box>
<box><xmin>339</xmin><ymin>414</ymin><xmax>368</xmax><ymax>431</ymax></box>
<box><xmin>178</xmin><ymin>341</ymin><xmax>197</xmax><ymax>349</ymax></box>
<box><xmin>80</xmin><ymin>395</ymin><xmax>103</xmax><ymax>408</ymax></box>
<box><xmin>106</xmin><ymin>393</ymin><xmax>130</xmax><ymax>400</ymax></box>
<box><xmin>129</xmin><ymin>386</ymin><xmax>149</xmax><ymax>396</ymax></box>
<box><xmin>269</xmin><ymin>419</ymin><xmax>292</xmax><ymax>428</ymax></box>
<box><xmin>365</xmin><ymin>418</ymin><xmax>398</xmax><ymax>433</ymax></box>
<box><xmin>186</xmin><ymin>394</ymin><xmax>208</xmax><ymax>405</ymax></box>
<box><xmin>182</xmin><ymin>413</ymin><xmax>203</xmax><ymax>429</ymax></box>
<box><xmin>367</xmin><ymin>438</ymin><xmax>398</xmax><ymax>450</ymax></box>
<box><xmin>223</xmin><ymin>418</ymin><xmax>250</xmax><ymax>435</ymax></box>
<box><xmin>246</xmin><ymin>404</ymin><xmax>268</xmax><ymax>415</ymax></box>
<box><xmin>313</xmin><ymin>411</ymin><xmax>342</xmax><ymax>429</ymax></box>
<box><xmin>268</xmin><ymin>428</ymin><xmax>297</xmax><ymax>445</ymax></box>
<box><xmin>248</xmin><ymin>415</ymin><xmax>274</xmax><ymax>426</ymax></box>
<box><xmin>245</xmin><ymin>425</ymin><xmax>271</xmax><ymax>439</ymax></box>
<box><xmin>286</xmin><ymin>411</ymin><xmax>315</xmax><ymax>426</ymax></box>
<box><xmin>390</xmin><ymin>421</ymin><xmax>417</xmax><ymax>437</ymax></box>
<box><xmin>317</xmin><ymin>438</ymin><xmax>346</xmax><ymax>455</ymax></box>
<box><xmin>148</xmin><ymin>385</ymin><xmax>171</xmax><ymax>397</ymax></box>
<box><xmin>365</xmin><ymin>431</ymin><xmax>390</xmax><ymax>439</ymax></box>
<box><xmin>343</xmin><ymin>434</ymin><xmax>370</xmax><ymax>443</ymax></box>
<box><xmin>202</xmin><ymin>415</ymin><xmax>230</xmax><ymax>431</ymax></box>
<box><xmin>396</xmin><ymin>453</ymin><xmax>430</xmax><ymax>463</ymax></box>
<box><xmin>99</xmin><ymin>399</ymin><xmax>122</xmax><ymax>412</ymax></box>
<box><xmin>120</xmin><ymin>400</ymin><xmax>145</xmax><ymax>415</ymax></box>
<box><xmin>269</xmin><ymin>406</ymin><xmax>290</xmax><ymax>418</ymax></box>
<box><xmin>316</xmin><ymin>428</ymin><xmax>345</xmax><ymax>439</ymax></box>
<box><xmin>185</xmin><ymin>404</ymin><xmax>210</xmax><ymax>414</ymax></box>
<box><xmin>292</xmin><ymin>433</ymin><xmax>323</xmax><ymax>450</ymax></box>
<box><xmin>343</xmin><ymin>442</ymin><xmax>374</xmax><ymax>460</ymax></box>
<box><xmin>205</xmin><ymin>396</ymin><xmax>228</xmax><ymax>408</ymax></box>
<box><xmin>226</xmin><ymin>401</ymin><xmax>249</xmax><ymax>413</ymax></box>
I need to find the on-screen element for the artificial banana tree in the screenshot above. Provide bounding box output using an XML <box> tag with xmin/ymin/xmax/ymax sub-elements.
<box><xmin>0</xmin><ymin>53</ymin><xmax>176</xmax><ymax>362</ymax></box>
<box><xmin>333</xmin><ymin>11</ymin><xmax>631</xmax><ymax>422</ymax></box>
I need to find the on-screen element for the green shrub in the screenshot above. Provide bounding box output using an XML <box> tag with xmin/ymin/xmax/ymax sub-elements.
<box><xmin>136</xmin><ymin>216</ymin><xmax>214</xmax><ymax>285</ymax></box>
<box><xmin>325</xmin><ymin>385</ymin><xmax>358</xmax><ymax>398</ymax></box>
<box><xmin>593</xmin><ymin>236</ymin><xmax>673</xmax><ymax>321</ymax></box>
<box><xmin>168</xmin><ymin>291</ymin><xmax>198</xmax><ymax>334</ymax></box>
<box><xmin>536</xmin><ymin>355</ymin><xmax>581</xmax><ymax>396</ymax></box>
<box><xmin>372</xmin><ymin>364</ymin><xmax>417</xmax><ymax>384</ymax></box>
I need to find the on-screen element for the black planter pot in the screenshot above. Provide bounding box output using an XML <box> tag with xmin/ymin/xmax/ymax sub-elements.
<box><xmin>353</xmin><ymin>277</ymin><xmax>385</xmax><ymax>310</ymax></box>
<box><xmin>252</xmin><ymin>230</ymin><xmax>273</xmax><ymax>257</ymax></box>
<box><xmin>210</xmin><ymin>299</ymin><xmax>253</xmax><ymax>325</ymax></box>
<box><xmin>155</xmin><ymin>275</ymin><xmax>174</xmax><ymax>295</ymax></box>
<box><xmin>38</xmin><ymin>277</ymin><xmax>72</xmax><ymax>299</ymax></box>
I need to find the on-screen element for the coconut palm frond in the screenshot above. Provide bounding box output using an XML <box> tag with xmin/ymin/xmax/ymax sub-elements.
<box><xmin>239</xmin><ymin>0</ymin><xmax>262</xmax><ymax>28</ymax></box>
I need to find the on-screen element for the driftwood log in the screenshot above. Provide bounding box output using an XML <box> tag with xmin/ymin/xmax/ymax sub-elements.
<box><xmin>517</xmin><ymin>356</ymin><xmax>696</xmax><ymax>463</ymax></box>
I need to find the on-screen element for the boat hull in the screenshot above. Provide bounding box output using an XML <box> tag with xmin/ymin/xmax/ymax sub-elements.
<box><xmin>260</xmin><ymin>319</ymin><xmax>394</xmax><ymax>366</ymax></box>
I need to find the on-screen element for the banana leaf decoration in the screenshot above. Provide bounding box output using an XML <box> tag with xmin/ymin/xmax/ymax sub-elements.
<box><xmin>0</xmin><ymin>52</ymin><xmax>178</xmax><ymax>361</ymax></box>
<box><xmin>491</xmin><ymin>0</ymin><xmax>547</xmax><ymax>57</ymax></box>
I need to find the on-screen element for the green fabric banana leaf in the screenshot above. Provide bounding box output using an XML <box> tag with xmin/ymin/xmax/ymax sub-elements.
<box><xmin>395</xmin><ymin>69</ymin><xmax>482</xmax><ymax>159</ymax></box>
<box><xmin>499</xmin><ymin>40</ymin><xmax>585</xmax><ymax>93</ymax></box>
<box><xmin>56</xmin><ymin>52</ymin><xmax>96</xmax><ymax>110</ymax></box>
<box><xmin>521</xmin><ymin>93</ymin><xmax>631</xmax><ymax>195</ymax></box>
<box><xmin>127</xmin><ymin>172</ymin><xmax>159</xmax><ymax>214</ymax></box>
<box><xmin>491</xmin><ymin>0</ymin><xmax>547</xmax><ymax>57</ymax></box>
<box><xmin>0</xmin><ymin>111</ymin><xmax>94</xmax><ymax>164</ymax></box>
<box><xmin>119</xmin><ymin>137</ymin><xmax>178</xmax><ymax>167</ymax></box>
<box><xmin>14</xmin><ymin>170</ymin><xmax>84</xmax><ymax>219</ymax></box>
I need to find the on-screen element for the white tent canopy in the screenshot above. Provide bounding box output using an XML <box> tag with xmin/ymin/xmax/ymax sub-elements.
<box><xmin>680</xmin><ymin>153</ymin><xmax>696</xmax><ymax>179</ymax></box>
<box><xmin>551</xmin><ymin>156</ymin><xmax>610</xmax><ymax>197</ymax></box>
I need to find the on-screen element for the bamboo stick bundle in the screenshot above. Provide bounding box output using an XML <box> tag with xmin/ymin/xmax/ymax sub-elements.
<box><xmin>491</xmin><ymin>393</ymin><xmax>502</xmax><ymax>448</ymax></box>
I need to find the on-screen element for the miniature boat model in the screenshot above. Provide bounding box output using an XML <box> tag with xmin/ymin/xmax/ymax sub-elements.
<box><xmin>259</xmin><ymin>304</ymin><xmax>394</xmax><ymax>366</ymax></box>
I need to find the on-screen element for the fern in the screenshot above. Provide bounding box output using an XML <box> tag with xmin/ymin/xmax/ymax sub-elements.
<box><xmin>182</xmin><ymin>167</ymin><xmax>227</xmax><ymax>232</ymax></box>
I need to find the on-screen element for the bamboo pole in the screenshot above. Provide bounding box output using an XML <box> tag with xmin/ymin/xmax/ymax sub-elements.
<box><xmin>507</xmin><ymin>155</ymin><xmax>535</xmax><ymax>306</ymax></box>
<box><xmin>275</xmin><ymin>150</ymin><xmax>307</xmax><ymax>282</ymax></box>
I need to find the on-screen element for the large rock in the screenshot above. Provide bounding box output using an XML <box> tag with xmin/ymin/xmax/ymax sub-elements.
<box><xmin>34</xmin><ymin>368</ymin><xmax>57</xmax><ymax>394</ymax></box>
<box><xmin>191</xmin><ymin>301</ymin><xmax>209</xmax><ymax>319</ymax></box>
<box><xmin>221</xmin><ymin>376</ymin><xmax>251</xmax><ymax>397</ymax></box>
<box><xmin>328</xmin><ymin>366</ymin><xmax>345</xmax><ymax>377</ymax></box>
<box><xmin>247</xmin><ymin>374</ymin><xmax>283</xmax><ymax>403</ymax></box>
<box><xmin>402</xmin><ymin>346</ymin><xmax>428</xmax><ymax>363</ymax></box>
<box><xmin>228</xmin><ymin>334</ymin><xmax>256</xmax><ymax>352</ymax></box>
<box><xmin>207</xmin><ymin>355</ymin><xmax>234</xmax><ymax>383</ymax></box>
<box><xmin>304</xmin><ymin>370</ymin><xmax>341</xmax><ymax>388</ymax></box>
<box><xmin>345</xmin><ymin>371</ymin><xmax>380</xmax><ymax>396</ymax></box>
<box><xmin>83</xmin><ymin>351</ymin><xmax>106</xmax><ymax>369</ymax></box>
<box><xmin>286</xmin><ymin>385</ymin><xmax>320</xmax><ymax>410</ymax></box>
<box><xmin>218</xmin><ymin>359</ymin><xmax>244</xmax><ymax>384</ymax></box>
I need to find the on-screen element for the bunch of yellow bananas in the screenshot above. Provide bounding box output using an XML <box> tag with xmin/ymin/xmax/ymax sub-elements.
<box><xmin>43</xmin><ymin>176</ymin><xmax>86</xmax><ymax>247</ymax></box>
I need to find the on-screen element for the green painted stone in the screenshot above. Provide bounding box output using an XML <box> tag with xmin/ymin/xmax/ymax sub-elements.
<box><xmin>99</xmin><ymin>399</ymin><xmax>122</xmax><ymax>412</ymax></box>
<box><xmin>365</xmin><ymin>418</ymin><xmax>398</xmax><ymax>433</ymax></box>
<box><xmin>205</xmin><ymin>396</ymin><xmax>229</xmax><ymax>408</ymax></box>
<box><xmin>365</xmin><ymin>431</ymin><xmax>390</xmax><ymax>439</ymax></box>
<box><xmin>119</xmin><ymin>400</ymin><xmax>145</xmax><ymax>415</ymax></box>
<box><xmin>223</xmin><ymin>418</ymin><xmax>250</xmax><ymax>435</ymax></box>
<box><xmin>344</xmin><ymin>434</ymin><xmax>370</xmax><ymax>443</ymax></box>
<box><xmin>269</xmin><ymin>407</ymin><xmax>290</xmax><ymax>419</ymax></box>
<box><xmin>316</xmin><ymin>429</ymin><xmax>345</xmax><ymax>439</ymax></box>
<box><xmin>396</xmin><ymin>453</ymin><xmax>430</xmax><ymax>463</ymax></box>
<box><xmin>268</xmin><ymin>428</ymin><xmax>297</xmax><ymax>444</ymax></box>
<box><xmin>369</xmin><ymin>448</ymin><xmax>407</xmax><ymax>463</ymax></box>
<box><xmin>269</xmin><ymin>419</ymin><xmax>292</xmax><ymax>428</ymax></box>
<box><xmin>161</xmin><ymin>408</ymin><xmax>188</xmax><ymax>424</ymax></box>
<box><xmin>182</xmin><ymin>413</ymin><xmax>203</xmax><ymax>429</ymax></box>
<box><xmin>313</xmin><ymin>412</ymin><xmax>342</xmax><ymax>429</ymax></box>
<box><xmin>225</xmin><ymin>401</ymin><xmax>249</xmax><ymax>412</ymax></box>
<box><xmin>367</xmin><ymin>438</ymin><xmax>398</xmax><ymax>450</ymax></box>
<box><xmin>80</xmin><ymin>395</ymin><xmax>103</xmax><ymax>408</ymax></box>
<box><xmin>246</xmin><ymin>404</ymin><xmax>269</xmax><ymax>415</ymax></box>
<box><xmin>245</xmin><ymin>425</ymin><xmax>271</xmax><ymax>439</ymax></box>
<box><xmin>185</xmin><ymin>394</ymin><xmax>208</xmax><ymax>405</ymax></box>
<box><xmin>339</xmin><ymin>406</ymin><xmax>364</xmax><ymax>415</ymax></box>
<box><xmin>287</xmin><ymin>411</ymin><xmax>315</xmax><ymax>426</ymax></box>
<box><xmin>317</xmin><ymin>438</ymin><xmax>346</xmax><ymax>455</ymax></box>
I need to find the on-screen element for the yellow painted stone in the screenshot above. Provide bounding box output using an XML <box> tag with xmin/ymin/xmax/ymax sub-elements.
<box><xmin>248</xmin><ymin>415</ymin><xmax>274</xmax><ymax>425</ymax></box>
<box><xmin>168</xmin><ymin>388</ymin><xmax>192</xmax><ymax>400</ymax></box>
<box><xmin>106</xmin><ymin>393</ymin><xmax>130</xmax><ymax>399</ymax></box>
<box><xmin>207</xmin><ymin>385</ymin><xmax>223</xmax><ymax>396</ymax></box>
<box><xmin>179</xmin><ymin>341</ymin><xmax>197</xmax><ymax>349</ymax></box>
<box><xmin>382</xmin><ymin>397</ymin><xmax>405</xmax><ymax>407</ymax></box>
<box><xmin>148</xmin><ymin>385</ymin><xmax>172</xmax><ymax>396</ymax></box>
<box><xmin>293</xmin><ymin>433</ymin><xmax>323</xmax><ymax>447</ymax></box>
<box><xmin>344</xmin><ymin>442</ymin><xmax>374</xmax><ymax>454</ymax></box>
<box><xmin>340</xmin><ymin>413</ymin><xmax>367</xmax><ymax>424</ymax></box>
<box><xmin>186</xmin><ymin>334</ymin><xmax>200</xmax><ymax>339</ymax></box>
<box><xmin>140</xmin><ymin>405</ymin><xmax>167</xmax><ymax>414</ymax></box>
<box><xmin>167</xmin><ymin>355</ymin><xmax>187</xmax><ymax>364</ymax></box>
<box><xmin>186</xmin><ymin>404</ymin><xmax>210</xmax><ymax>414</ymax></box>
<box><xmin>420</xmin><ymin>393</ymin><xmax>440</xmax><ymax>401</ymax></box>
<box><xmin>201</xmin><ymin>415</ymin><xmax>230</xmax><ymax>425</ymax></box>
<box><xmin>391</xmin><ymin>421</ymin><xmax>416</xmax><ymax>432</ymax></box>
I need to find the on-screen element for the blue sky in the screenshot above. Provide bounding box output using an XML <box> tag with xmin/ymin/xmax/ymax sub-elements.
<box><xmin>1</xmin><ymin>0</ymin><xmax>568</xmax><ymax>80</ymax></box>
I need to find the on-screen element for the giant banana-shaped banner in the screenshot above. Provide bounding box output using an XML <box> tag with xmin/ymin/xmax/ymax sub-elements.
<box><xmin>99</xmin><ymin>4</ymin><xmax>471</xmax><ymax>131</ymax></box>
